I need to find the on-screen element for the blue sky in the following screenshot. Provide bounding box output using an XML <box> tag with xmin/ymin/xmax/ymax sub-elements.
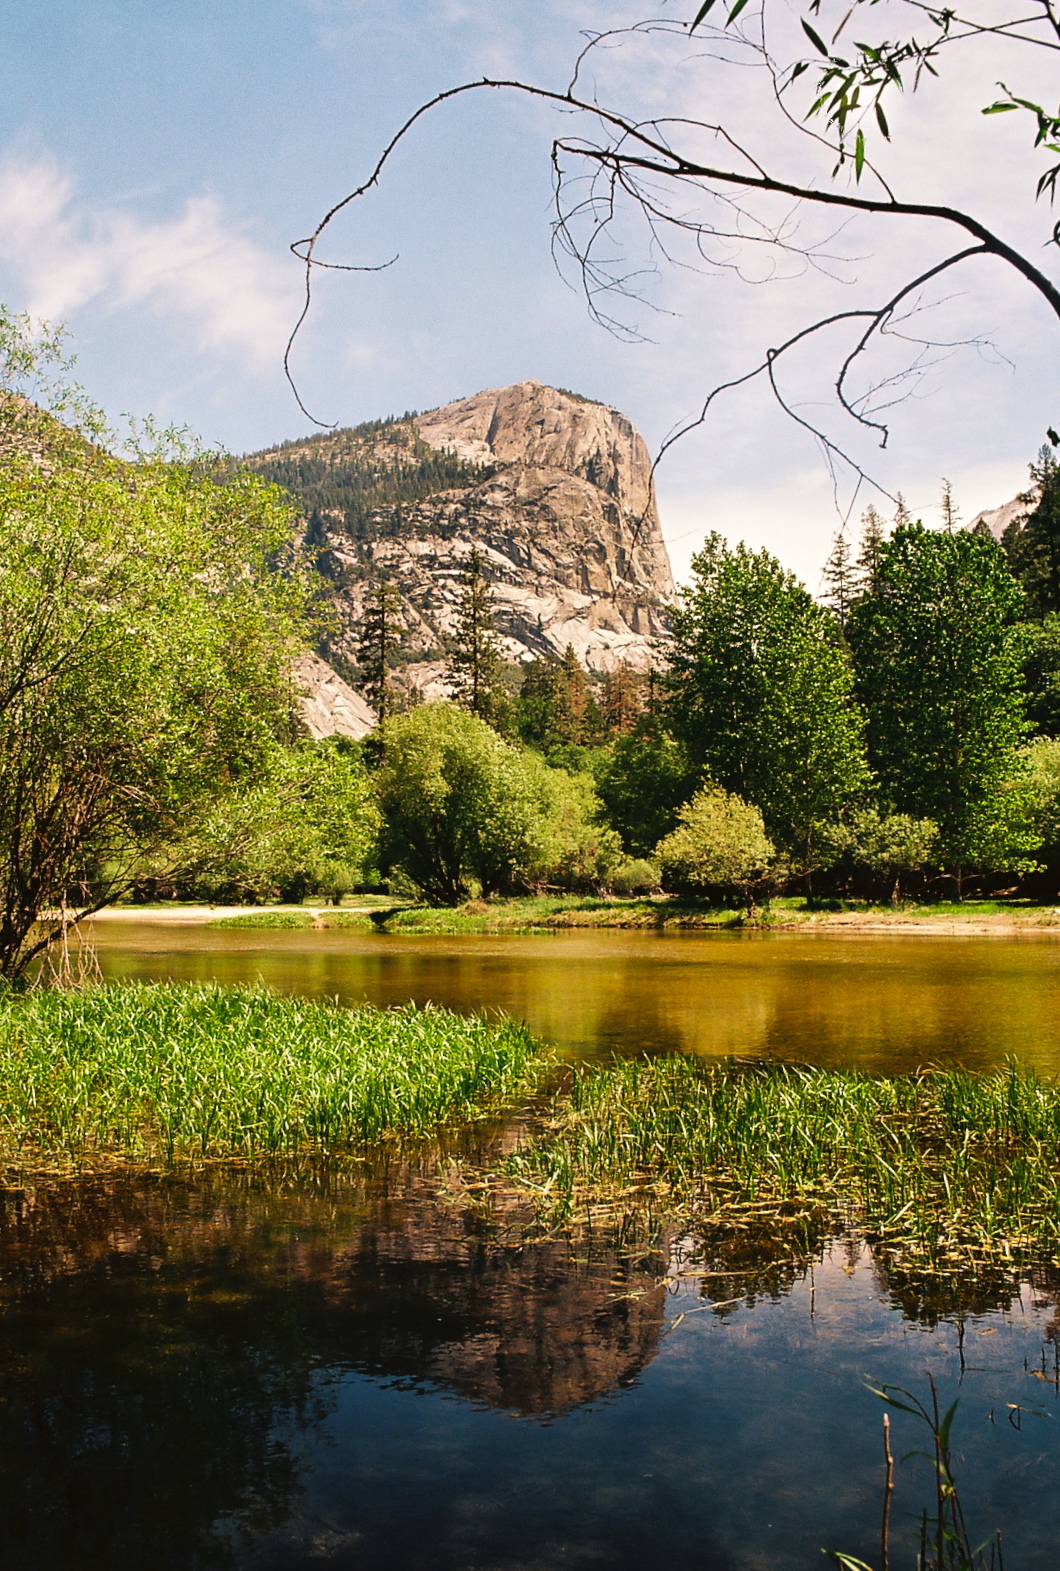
<box><xmin>2</xmin><ymin>0</ymin><xmax>1057</xmax><ymax>586</ymax></box>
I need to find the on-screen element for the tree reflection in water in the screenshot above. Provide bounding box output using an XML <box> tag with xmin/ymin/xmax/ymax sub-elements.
<box><xmin>0</xmin><ymin>1164</ymin><xmax>1057</xmax><ymax>1571</ymax></box>
<box><xmin>0</xmin><ymin>1164</ymin><xmax>668</xmax><ymax>1570</ymax></box>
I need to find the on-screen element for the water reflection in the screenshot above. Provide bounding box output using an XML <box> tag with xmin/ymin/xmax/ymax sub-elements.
<box><xmin>0</xmin><ymin>1166</ymin><xmax>667</xmax><ymax>1571</ymax></box>
<box><xmin>1</xmin><ymin>1164</ymin><xmax>1060</xmax><ymax>1570</ymax></box>
<box><xmin>90</xmin><ymin>922</ymin><xmax>1060</xmax><ymax>1073</ymax></box>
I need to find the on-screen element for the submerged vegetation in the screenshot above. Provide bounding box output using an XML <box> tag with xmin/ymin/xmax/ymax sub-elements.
<box><xmin>4</xmin><ymin>976</ymin><xmax>1060</xmax><ymax>1293</ymax></box>
<box><xmin>501</xmin><ymin>1056</ymin><xmax>1060</xmax><ymax>1280</ymax></box>
<box><xmin>0</xmin><ymin>982</ymin><xmax>543</xmax><ymax>1170</ymax></box>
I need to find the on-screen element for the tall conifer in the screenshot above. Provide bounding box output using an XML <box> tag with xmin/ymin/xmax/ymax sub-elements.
<box><xmin>448</xmin><ymin>547</ymin><xmax>503</xmax><ymax>722</ymax></box>
<box><xmin>357</xmin><ymin>580</ymin><xmax>401</xmax><ymax>723</ymax></box>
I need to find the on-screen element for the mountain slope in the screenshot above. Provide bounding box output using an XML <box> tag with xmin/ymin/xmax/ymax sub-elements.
<box><xmin>244</xmin><ymin>381</ymin><xmax>675</xmax><ymax>700</ymax></box>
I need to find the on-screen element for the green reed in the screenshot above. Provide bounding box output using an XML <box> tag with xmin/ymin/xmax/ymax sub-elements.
<box><xmin>505</xmin><ymin>1056</ymin><xmax>1060</xmax><ymax>1275</ymax></box>
<box><xmin>0</xmin><ymin>982</ymin><xmax>544</xmax><ymax>1169</ymax></box>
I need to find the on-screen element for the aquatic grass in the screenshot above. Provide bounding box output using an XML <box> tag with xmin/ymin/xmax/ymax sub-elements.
<box><xmin>378</xmin><ymin>896</ymin><xmax>739</xmax><ymax>933</ymax></box>
<box><xmin>0</xmin><ymin>982</ymin><xmax>545</xmax><ymax>1169</ymax></box>
<box><xmin>205</xmin><ymin>911</ymin><xmax>316</xmax><ymax>930</ymax></box>
<box><xmin>504</xmin><ymin>1056</ymin><xmax>1060</xmax><ymax>1276</ymax></box>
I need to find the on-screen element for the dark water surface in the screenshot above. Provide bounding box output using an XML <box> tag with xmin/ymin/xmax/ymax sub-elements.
<box><xmin>0</xmin><ymin>1166</ymin><xmax>1058</xmax><ymax>1571</ymax></box>
<box><xmin>6</xmin><ymin>923</ymin><xmax>1060</xmax><ymax>1568</ymax></box>
<box><xmin>90</xmin><ymin>919</ymin><xmax>1060</xmax><ymax>1073</ymax></box>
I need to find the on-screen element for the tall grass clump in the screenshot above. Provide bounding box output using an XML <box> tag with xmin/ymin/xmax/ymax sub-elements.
<box><xmin>505</xmin><ymin>1056</ymin><xmax>1060</xmax><ymax>1276</ymax></box>
<box><xmin>0</xmin><ymin>982</ymin><xmax>544</xmax><ymax>1169</ymax></box>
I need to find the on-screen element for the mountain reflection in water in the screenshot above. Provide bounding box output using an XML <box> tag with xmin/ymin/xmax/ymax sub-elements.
<box><xmin>1</xmin><ymin>1165</ymin><xmax>1059</xmax><ymax>1571</ymax></box>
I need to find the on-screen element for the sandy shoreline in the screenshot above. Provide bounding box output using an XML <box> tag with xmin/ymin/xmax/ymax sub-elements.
<box><xmin>78</xmin><ymin>903</ymin><xmax>1060</xmax><ymax>936</ymax></box>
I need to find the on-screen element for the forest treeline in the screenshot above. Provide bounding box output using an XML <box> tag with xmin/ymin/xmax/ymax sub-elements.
<box><xmin>5</xmin><ymin>290</ymin><xmax>1060</xmax><ymax>980</ymax></box>
<box><xmin>133</xmin><ymin>448</ymin><xmax>1060</xmax><ymax>917</ymax></box>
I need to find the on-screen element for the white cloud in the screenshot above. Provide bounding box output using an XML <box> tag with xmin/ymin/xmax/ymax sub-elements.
<box><xmin>0</xmin><ymin>153</ymin><xmax>298</xmax><ymax>367</ymax></box>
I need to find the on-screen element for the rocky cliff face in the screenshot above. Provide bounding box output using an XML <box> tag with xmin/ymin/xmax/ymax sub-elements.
<box><xmin>246</xmin><ymin>381</ymin><xmax>675</xmax><ymax>720</ymax></box>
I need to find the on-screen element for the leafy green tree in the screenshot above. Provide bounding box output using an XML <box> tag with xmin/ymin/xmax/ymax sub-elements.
<box><xmin>1002</xmin><ymin>446</ymin><xmax>1060</xmax><ymax>619</ymax></box>
<box><xmin>655</xmin><ymin>785</ymin><xmax>782</xmax><ymax>918</ymax></box>
<box><xmin>375</xmin><ymin>705</ymin><xmax>551</xmax><ymax>903</ymax></box>
<box><xmin>665</xmin><ymin>534</ymin><xmax>869</xmax><ymax>866</ymax></box>
<box><xmin>375</xmin><ymin>705</ymin><xmax>624</xmax><ymax>902</ymax></box>
<box><xmin>847</xmin><ymin>524</ymin><xmax>1035</xmax><ymax>884</ymax></box>
<box><xmin>447</xmin><ymin>547</ymin><xmax>505</xmax><ymax>724</ymax></box>
<box><xmin>1022</xmin><ymin>736</ymin><xmax>1060</xmax><ymax>870</ymax></box>
<box><xmin>0</xmin><ymin>437</ymin><xmax>309</xmax><ymax>979</ymax></box>
<box><xmin>1023</xmin><ymin>615</ymin><xmax>1060</xmax><ymax>738</ymax></box>
<box><xmin>596</xmin><ymin>729</ymin><xmax>695</xmax><ymax>857</ymax></box>
<box><xmin>171</xmin><ymin>739</ymin><xmax>380</xmax><ymax>905</ymax></box>
<box><xmin>525</xmin><ymin>764</ymin><xmax>623</xmax><ymax>893</ymax></box>
<box><xmin>826</xmin><ymin>808</ymin><xmax>939</xmax><ymax>904</ymax></box>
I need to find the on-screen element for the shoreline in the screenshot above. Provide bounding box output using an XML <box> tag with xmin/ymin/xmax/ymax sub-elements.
<box><xmin>79</xmin><ymin>900</ymin><xmax>1060</xmax><ymax>937</ymax></box>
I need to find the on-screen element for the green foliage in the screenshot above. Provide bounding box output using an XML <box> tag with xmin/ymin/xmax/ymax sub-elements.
<box><xmin>1022</xmin><ymin>613</ymin><xmax>1060</xmax><ymax>737</ymax></box>
<box><xmin>515</xmin><ymin>647</ymin><xmax>604</xmax><ymax>750</ymax></box>
<box><xmin>607</xmin><ymin>859</ymin><xmax>661</xmax><ymax>897</ymax></box>
<box><xmin>826</xmin><ymin>808</ymin><xmax>939</xmax><ymax>901</ymax></box>
<box><xmin>0</xmin><ymin>982</ymin><xmax>543</xmax><ymax>1166</ymax></box>
<box><xmin>357</xmin><ymin>580</ymin><xmax>402</xmax><ymax>723</ymax></box>
<box><xmin>665</xmin><ymin>534</ymin><xmax>869</xmax><ymax>863</ymax></box>
<box><xmin>375</xmin><ymin>705</ymin><xmax>551</xmax><ymax>903</ymax></box>
<box><xmin>174</xmin><ymin>739</ymin><xmax>380</xmax><ymax>905</ymax></box>
<box><xmin>1003</xmin><ymin>445</ymin><xmax>1060</xmax><ymax>618</ymax></box>
<box><xmin>596</xmin><ymin>729</ymin><xmax>694</xmax><ymax>856</ymax></box>
<box><xmin>1021</xmin><ymin>735</ymin><xmax>1060</xmax><ymax>859</ymax></box>
<box><xmin>375</xmin><ymin>705</ymin><xmax>622</xmax><ymax>901</ymax></box>
<box><xmin>0</xmin><ymin>437</ymin><xmax>310</xmax><ymax>978</ymax></box>
<box><xmin>242</xmin><ymin>416</ymin><xmax>493</xmax><ymax>547</ymax></box>
<box><xmin>205</xmin><ymin>911</ymin><xmax>316</xmax><ymax>930</ymax></box>
<box><xmin>447</xmin><ymin>547</ymin><xmax>506</xmax><ymax>725</ymax></box>
<box><xmin>527</xmin><ymin>763</ymin><xmax>623</xmax><ymax>893</ymax></box>
<box><xmin>847</xmin><ymin>523</ymin><xmax>1035</xmax><ymax>877</ymax></box>
<box><xmin>655</xmin><ymin>785</ymin><xmax>780</xmax><ymax>912</ymax></box>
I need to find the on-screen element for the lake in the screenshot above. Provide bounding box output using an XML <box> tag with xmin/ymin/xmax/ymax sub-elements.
<box><xmin>90</xmin><ymin>918</ymin><xmax>1060</xmax><ymax>1073</ymax></box>
<box><xmin>3</xmin><ymin>922</ymin><xmax>1059</xmax><ymax>1569</ymax></box>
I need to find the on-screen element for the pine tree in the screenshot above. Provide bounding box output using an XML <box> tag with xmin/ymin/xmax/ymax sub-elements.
<box><xmin>1003</xmin><ymin>444</ymin><xmax>1060</xmax><ymax>617</ymax></box>
<box><xmin>821</xmin><ymin>529</ymin><xmax>857</xmax><ymax>627</ymax></box>
<box><xmin>892</xmin><ymin>493</ymin><xmax>912</xmax><ymax>529</ymax></box>
<box><xmin>554</xmin><ymin>644</ymin><xmax>589</xmax><ymax>744</ymax></box>
<box><xmin>357</xmin><ymin>580</ymin><xmax>401</xmax><ymax>724</ymax></box>
<box><xmin>855</xmin><ymin>505</ymin><xmax>889</xmax><ymax>598</ymax></box>
<box><xmin>940</xmin><ymin>477</ymin><xmax>961</xmax><ymax>534</ymax></box>
<box><xmin>448</xmin><ymin>547</ymin><xmax>503</xmax><ymax>721</ymax></box>
<box><xmin>602</xmin><ymin>661</ymin><xmax>643</xmax><ymax>733</ymax></box>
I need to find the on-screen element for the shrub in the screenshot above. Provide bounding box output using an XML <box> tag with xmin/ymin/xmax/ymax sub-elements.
<box><xmin>655</xmin><ymin>785</ymin><xmax>781</xmax><ymax>914</ymax></box>
<box><xmin>608</xmin><ymin>859</ymin><xmax>661</xmax><ymax>897</ymax></box>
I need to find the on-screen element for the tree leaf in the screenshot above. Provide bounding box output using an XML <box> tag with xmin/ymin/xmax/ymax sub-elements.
<box><xmin>875</xmin><ymin>101</ymin><xmax>890</xmax><ymax>138</ymax></box>
<box><xmin>982</xmin><ymin>101</ymin><xmax>1018</xmax><ymax>114</ymax></box>
<box><xmin>855</xmin><ymin>127</ymin><xmax>865</xmax><ymax>179</ymax></box>
<box><xmin>690</xmin><ymin>0</ymin><xmax>719</xmax><ymax>30</ymax></box>
<box><xmin>726</xmin><ymin>0</ymin><xmax>751</xmax><ymax>25</ymax></box>
<box><xmin>801</xmin><ymin>19</ymin><xmax>830</xmax><ymax>56</ymax></box>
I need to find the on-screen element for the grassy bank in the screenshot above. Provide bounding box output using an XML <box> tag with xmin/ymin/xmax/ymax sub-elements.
<box><xmin>0</xmin><ymin>982</ymin><xmax>545</xmax><ymax>1170</ymax></box>
<box><xmin>502</xmin><ymin>1056</ymin><xmax>1060</xmax><ymax>1276</ymax></box>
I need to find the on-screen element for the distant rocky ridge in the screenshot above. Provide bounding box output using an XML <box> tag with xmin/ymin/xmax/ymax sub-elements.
<box><xmin>246</xmin><ymin>380</ymin><xmax>676</xmax><ymax>732</ymax></box>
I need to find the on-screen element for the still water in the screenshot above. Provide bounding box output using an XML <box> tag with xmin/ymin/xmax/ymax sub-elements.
<box><xmin>4</xmin><ymin>923</ymin><xmax>1059</xmax><ymax>1568</ymax></box>
<box><xmin>90</xmin><ymin>919</ymin><xmax>1060</xmax><ymax>1073</ymax></box>
<box><xmin>1</xmin><ymin>1164</ymin><xmax>1058</xmax><ymax>1571</ymax></box>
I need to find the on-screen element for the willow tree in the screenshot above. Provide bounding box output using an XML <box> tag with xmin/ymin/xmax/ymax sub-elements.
<box><xmin>0</xmin><ymin>423</ymin><xmax>309</xmax><ymax>980</ymax></box>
